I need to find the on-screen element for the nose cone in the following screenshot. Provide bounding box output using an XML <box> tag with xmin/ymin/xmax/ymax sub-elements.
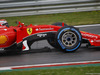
<box><xmin>0</xmin><ymin>35</ymin><xmax>7</xmax><ymax>44</ymax></box>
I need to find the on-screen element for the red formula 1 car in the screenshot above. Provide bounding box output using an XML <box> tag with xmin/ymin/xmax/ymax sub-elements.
<box><xmin>0</xmin><ymin>19</ymin><xmax>99</xmax><ymax>53</ymax></box>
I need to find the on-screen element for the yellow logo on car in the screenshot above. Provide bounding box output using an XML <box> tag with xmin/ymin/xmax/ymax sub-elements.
<box><xmin>0</xmin><ymin>35</ymin><xmax>7</xmax><ymax>44</ymax></box>
<box><xmin>27</xmin><ymin>28</ymin><xmax>32</xmax><ymax>35</ymax></box>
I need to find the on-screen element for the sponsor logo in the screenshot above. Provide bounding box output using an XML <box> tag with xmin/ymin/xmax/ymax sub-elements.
<box><xmin>37</xmin><ymin>34</ymin><xmax>47</xmax><ymax>37</ymax></box>
<box><xmin>82</xmin><ymin>33</ymin><xmax>98</xmax><ymax>39</ymax></box>
<box><xmin>36</xmin><ymin>28</ymin><xmax>39</xmax><ymax>31</ymax></box>
<box><xmin>95</xmin><ymin>40</ymin><xmax>100</xmax><ymax>42</ymax></box>
<box><xmin>0</xmin><ymin>35</ymin><xmax>8</xmax><ymax>44</ymax></box>
<box><xmin>4</xmin><ymin>29</ymin><xmax>7</xmax><ymax>31</ymax></box>
<box><xmin>0</xmin><ymin>48</ymin><xmax>4</xmax><ymax>51</ymax></box>
<box><xmin>27</xmin><ymin>28</ymin><xmax>32</xmax><ymax>35</ymax></box>
<box><xmin>35</xmin><ymin>28</ymin><xmax>54</xmax><ymax>31</ymax></box>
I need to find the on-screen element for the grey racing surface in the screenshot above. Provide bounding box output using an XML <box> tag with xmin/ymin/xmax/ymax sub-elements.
<box><xmin>0</xmin><ymin>24</ymin><xmax>100</xmax><ymax>67</ymax></box>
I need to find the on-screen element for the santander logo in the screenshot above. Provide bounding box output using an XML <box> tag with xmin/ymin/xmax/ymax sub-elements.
<box><xmin>35</xmin><ymin>28</ymin><xmax>54</xmax><ymax>31</ymax></box>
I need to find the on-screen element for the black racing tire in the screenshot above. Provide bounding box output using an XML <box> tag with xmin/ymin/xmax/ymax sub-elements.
<box><xmin>56</xmin><ymin>26</ymin><xmax>82</xmax><ymax>52</ymax></box>
<box><xmin>47</xmin><ymin>22</ymin><xmax>68</xmax><ymax>48</ymax></box>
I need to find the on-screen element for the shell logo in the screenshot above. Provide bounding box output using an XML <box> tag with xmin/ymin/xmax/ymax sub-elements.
<box><xmin>0</xmin><ymin>35</ymin><xmax>7</xmax><ymax>44</ymax></box>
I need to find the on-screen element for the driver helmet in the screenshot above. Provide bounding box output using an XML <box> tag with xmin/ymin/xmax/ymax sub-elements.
<box><xmin>0</xmin><ymin>19</ymin><xmax>9</xmax><ymax>27</ymax></box>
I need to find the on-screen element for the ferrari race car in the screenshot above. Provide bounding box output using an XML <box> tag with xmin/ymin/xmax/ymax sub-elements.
<box><xmin>0</xmin><ymin>19</ymin><xmax>99</xmax><ymax>53</ymax></box>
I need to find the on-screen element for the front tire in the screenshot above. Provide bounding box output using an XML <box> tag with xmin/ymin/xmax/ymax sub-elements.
<box><xmin>56</xmin><ymin>26</ymin><xmax>82</xmax><ymax>52</ymax></box>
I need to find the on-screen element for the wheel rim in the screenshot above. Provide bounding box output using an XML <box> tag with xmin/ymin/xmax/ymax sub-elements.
<box><xmin>62</xmin><ymin>31</ymin><xmax>77</xmax><ymax>47</ymax></box>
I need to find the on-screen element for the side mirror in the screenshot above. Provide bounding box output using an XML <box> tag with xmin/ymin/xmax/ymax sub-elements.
<box><xmin>16</xmin><ymin>21</ymin><xmax>21</xmax><ymax>26</ymax></box>
<box><xmin>20</xmin><ymin>23</ymin><xmax>24</xmax><ymax>30</ymax></box>
<box><xmin>16</xmin><ymin>21</ymin><xmax>19</xmax><ymax>24</ymax></box>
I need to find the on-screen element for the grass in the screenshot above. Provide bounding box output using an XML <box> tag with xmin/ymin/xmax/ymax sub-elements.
<box><xmin>0</xmin><ymin>66</ymin><xmax>100</xmax><ymax>75</ymax></box>
<box><xmin>0</xmin><ymin>11</ymin><xmax>100</xmax><ymax>26</ymax></box>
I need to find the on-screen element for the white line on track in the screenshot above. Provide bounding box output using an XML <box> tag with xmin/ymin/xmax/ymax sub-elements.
<box><xmin>0</xmin><ymin>67</ymin><xmax>11</xmax><ymax>70</ymax></box>
<box><xmin>0</xmin><ymin>60</ymin><xmax>100</xmax><ymax>71</ymax></box>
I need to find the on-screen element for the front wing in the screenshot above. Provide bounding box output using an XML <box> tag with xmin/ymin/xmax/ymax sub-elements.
<box><xmin>81</xmin><ymin>31</ymin><xmax>100</xmax><ymax>46</ymax></box>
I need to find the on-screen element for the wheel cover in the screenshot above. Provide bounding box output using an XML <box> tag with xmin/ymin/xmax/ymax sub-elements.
<box><xmin>62</xmin><ymin>31</ymin><xmax>77</xmax><ymax>47</ymax></box>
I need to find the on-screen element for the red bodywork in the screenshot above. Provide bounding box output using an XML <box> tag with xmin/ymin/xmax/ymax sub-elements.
<box><xmin>0</xmin><ymin>21</ymin><xmax>99</xmax><ymax>50</ymax></box>
<box><xmin>0</xmin><ymin>23</ymin><xmax>61</xmax><ymax>49</ymax></box>
<box><xmin>16</xmin><ymin>25</ymin><xmax>60</xmax><ymax>44</ymax></box>
<box><xmin>0</xmin><ymin>26</ymin><xmax>16</xmax><ymax>48</ymax></box>
<box><xmin>81</xmin><ymin>31</ymin><xmax>100</xmax><ymax>46</ymax></box>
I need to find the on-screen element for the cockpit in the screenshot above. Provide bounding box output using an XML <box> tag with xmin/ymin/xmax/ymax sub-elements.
<box><xmin>0</xmin><ymin>19</ymin><xmax>9</xmax><ymax>27</ymax></box>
